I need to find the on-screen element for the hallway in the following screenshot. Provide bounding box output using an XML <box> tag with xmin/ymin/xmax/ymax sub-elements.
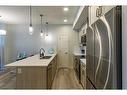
<box><xmin>52</xmin><ymin>68</ymin><xmax>83</xmax><ymax>89</ymax></box>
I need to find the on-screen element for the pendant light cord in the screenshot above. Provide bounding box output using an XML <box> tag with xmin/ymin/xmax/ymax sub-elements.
<box><xmin>46</xmin><ymin>22</ymin><xmax>48</xmax><ymax>35</ymax></box>
<box><xmin>40</xmin><ymin>14</ymin><xmax>43</xmax><ymax>33</ymax></box>
<box><xmin>30</xmin><ymin>6</ymin><xmax>32</xmax><ymax>26</ymax></box>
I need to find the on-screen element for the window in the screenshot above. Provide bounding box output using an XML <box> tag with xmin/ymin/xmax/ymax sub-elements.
<box><xmin>0</xmin><ymin>35</ymin><xmax>5</xmax><ymax>71</ymax></box>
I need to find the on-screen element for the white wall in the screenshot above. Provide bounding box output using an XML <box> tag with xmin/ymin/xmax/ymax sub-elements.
<box><xmin>4</xmin><ymin>24</ymin><xmax>13</xmax><ymax>64</ymax></box>
<box><xmin>122</xmin><ymin>6</ymin><xmax>127</xmax><ymax>89</ymax></box>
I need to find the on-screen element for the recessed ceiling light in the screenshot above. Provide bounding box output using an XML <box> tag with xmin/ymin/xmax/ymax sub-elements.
<box><xmin>64</xmin><ymin>19</ymin><xmax>68</xmax><ymax>22</ymax></box>
<box><xmin>63</xmin><ymin>7</ymin><xmax>69</xmax><ymax>11</ymax></box>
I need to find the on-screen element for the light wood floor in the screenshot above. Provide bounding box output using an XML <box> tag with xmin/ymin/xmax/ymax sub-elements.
<box><xmin>52</xmin><ymin>67</ymin><xmax>83</xmax><ymax>89</ymax></box>
<box><xmin>0</xmin><ymin>68</ymin><xmax>16</xmax><ymax>89</ymax></box>
<box><xmin>0</xmin><ymin>67</ymin><xmax>83</xmax><ymax>89</ymax></box>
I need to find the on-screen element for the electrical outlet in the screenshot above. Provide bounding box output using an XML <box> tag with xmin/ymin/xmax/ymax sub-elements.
<box><xmin>17</xmin><ymin>68</ymin><xmax>22</xmax><ymax>74</ymax></box>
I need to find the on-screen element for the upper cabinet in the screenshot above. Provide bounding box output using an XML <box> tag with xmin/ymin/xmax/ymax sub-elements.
<box><xmin>89</xmin><ymin>6</ymin><xmax>115</xmax><ymax>25</ymax></box>
<box><xmin>73</xmin><ymin>6</ymin><xmax>115</xmax><ymax>44</ymax></box>
<box><xmin>73</xmin><ymin>6</ymin><xmax>88</xmax><ymax>31</ymax></box>
<box><xmin>73</xmin><ymin>6</ymin><xmax>115</xmax><ymax>31</ymax></box>
<box><xmin>102</xmin><ymin>6</ymin><xmax>115</xmax><ymax>14</ymax></box>
<box><xmin>88</xmin><ymin>6</ymin><xmax>99</xmax><ymax>26</ymax></box>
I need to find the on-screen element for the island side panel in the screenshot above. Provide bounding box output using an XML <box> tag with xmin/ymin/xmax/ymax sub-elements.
<box><xmin>16</xmin><ymin>66</ymin><xmax>47</xmax><ymax>89</ymax></box>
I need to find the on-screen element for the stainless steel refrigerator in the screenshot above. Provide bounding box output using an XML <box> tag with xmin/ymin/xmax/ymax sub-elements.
<box><xmin>86</xmin><ymin>6</ymin><xmax>122</xmax><ymax>89</ymax></box>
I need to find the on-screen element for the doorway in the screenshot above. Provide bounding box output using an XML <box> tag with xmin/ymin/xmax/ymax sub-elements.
<box><xmin>57</xmin><ymin>30</ymin><xmax>69</xmax><ymax>68</ymax></box>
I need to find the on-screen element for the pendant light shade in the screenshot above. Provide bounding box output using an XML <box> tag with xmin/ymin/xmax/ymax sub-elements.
<box><xmin>40</xmin><ymin>14</ymin><xmax>44</xmax><ymax>37</ymax></box>
<box><xmin>40</xmin><ymin>31</ymin><xmax>44</xmax><ymax>37</ymax></box>
<box><xmin>29</xmin><ymin>24</ymin><xmax>33</xmax><ymax>35</ymax></box>
<box><xmin>29</xmin><ymin>6</ymin><xmax>34</xmax><ymax>35</ymax></box>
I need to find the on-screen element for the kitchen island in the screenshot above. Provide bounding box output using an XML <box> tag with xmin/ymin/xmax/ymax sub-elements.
<box><xmin>5</xmin><ymin>53</ymin><xmax>57</xmax><ymax>89</ymax></box>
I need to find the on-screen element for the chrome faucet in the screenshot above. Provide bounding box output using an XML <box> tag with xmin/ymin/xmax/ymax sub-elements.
<box><xmin>40</xmin><ymin>48</ymin><xmax>45</xmax><ymax>58</ymax></box>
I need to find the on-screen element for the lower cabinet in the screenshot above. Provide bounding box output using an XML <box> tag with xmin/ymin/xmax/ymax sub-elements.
<box><xmin>16</xmin><ymin>56</ymin><xmax>57</xmax><ymax>89</ymax></box>
<box><xmin>16</xmin><ymin>67</ymin><xmax>47</xmax><ymax>89</ymax></box>
<box><xmin>73</xmin><ymin>56</ymin><xmax>81</xmax><ymax>81</ymax></box>
<box><xmin>52</xmin><ymin>56</ymin><xmax>57</xmax><ymax>80</ymax></box>
<box><xmin>47</xmin><ymin>64</ymin><xmax>52</xmax><ymax>89</ymax></box>
<box><xmin>47</xmin><ymin>56</ymin><xmax>57</xmax><ymax>89</ymax></box>
<box><xmin>73</xmin><ymin>55</ymin><xmax>85</xmax><ymax>84</ymax></box>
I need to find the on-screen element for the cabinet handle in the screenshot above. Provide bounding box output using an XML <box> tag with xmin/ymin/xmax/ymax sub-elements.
<box><xmin>96</xmin><ymin>8</ymin><xmax>99</xmax><ymax>17</ymax></box>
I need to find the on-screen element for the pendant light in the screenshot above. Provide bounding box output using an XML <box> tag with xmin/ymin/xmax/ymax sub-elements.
<box><xmin>40</xmin><ymin>14</ymin><xmax>44</xmax><ymax>37</ymax></box>
<box><xmin>29</xmin><ymin>6</ymin><xmax>33</xmax><ymax>35</ymax></box>
<box><xmin>45</xmin><ymin>22</ymin><xmax>48</xmax><ymax>36</ymax></box>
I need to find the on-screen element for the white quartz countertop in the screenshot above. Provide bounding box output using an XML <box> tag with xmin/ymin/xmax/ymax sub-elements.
<box><xmin>73</xmin><ymin>52</ymin><xmax>85</xmax><ymax>56</ymax></box>
<box><xmin>5</xmin><ymin>53</ymin><xmax>57</xmax><ymax>67</ymax></box>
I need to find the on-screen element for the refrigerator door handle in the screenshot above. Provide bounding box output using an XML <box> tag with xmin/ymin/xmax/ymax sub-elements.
<box><xmin>95</xmin><ymin>24</ymin><xmax>102</xmax><ymax>82</ymax></box>
<box><xmin>100</xmin><ymin>15</ymin><xmax>113</xmax><ymax>89</ymax></box>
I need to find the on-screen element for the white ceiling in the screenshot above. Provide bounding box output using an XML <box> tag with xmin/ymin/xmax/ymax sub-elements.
<box><xmin>0</xmin><ymin>6</ymin><xmax>79</xmax><ymax>24</ymax></box>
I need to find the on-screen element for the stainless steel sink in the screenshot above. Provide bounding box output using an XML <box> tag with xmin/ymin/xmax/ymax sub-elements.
<box><xmin>40</xmin><ymin>56</ymin><xmax>52</xmax><ymax>59</ymax></box>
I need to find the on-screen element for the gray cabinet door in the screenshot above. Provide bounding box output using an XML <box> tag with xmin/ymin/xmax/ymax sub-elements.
<box><xmin>47</xmin><ymin>63</ymin><xmax>52</xmax><ymax>89</ymax></box>
<box><xmin>47</xmin><ymin>56</ymin><xmax>57</xmax><ymax>89</ymax></box>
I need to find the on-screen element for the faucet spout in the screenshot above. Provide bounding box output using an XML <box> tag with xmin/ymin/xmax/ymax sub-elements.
<box><xmin>40</xmin><ymin>48</ymin><xmax>45</xmax><ymax>58</ymax></box>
